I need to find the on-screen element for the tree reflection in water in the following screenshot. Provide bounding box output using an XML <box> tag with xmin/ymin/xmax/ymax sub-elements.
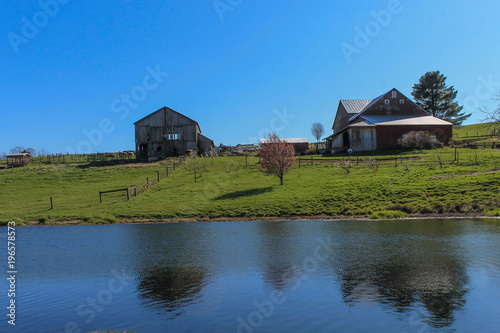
<box><xmin>327</xmin><ymin>220</ymin><xmax>470</xmax><ymax>328</ymax></box>
<box><xmin>136</xmin><ymin>265</ymin><xmax>207</xmax><ymax>317</ymax></box>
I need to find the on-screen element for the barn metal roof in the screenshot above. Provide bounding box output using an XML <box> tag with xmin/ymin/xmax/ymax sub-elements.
<box><xmin>260</xmin><ymin>138</ymin><xmax>309</xmax><ymax>144</ymax></box>
<box><xmin>5</xmin><ymin>153</ymin><xmax>31</xmax><ymax>158</ymax></box>
<box><xmin>360</xmin><ymin>115</ymin><xmax>453</xmax><ymax>126</ymax></box>
<box><xmin>340</xmin><ymin>100</ymin><xmax>372</xmax><ymax>114</ymax></box>
<box><xmin>134</xmin><ymin>106</ymin><xmax>202</xmax><ymax>132</ymax></box>
<box><xmin>347</xmin><ymin>94</ymin><xmax>386</xmax><ymax>121</ymax></box>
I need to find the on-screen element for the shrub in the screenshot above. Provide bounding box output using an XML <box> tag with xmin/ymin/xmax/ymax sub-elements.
<box><xmin>398</xmin><ymin>131</ymin><xmax>443</xmax><ymax>150</ymax></box>
<box><xmin>369</xmin><ymin>210</ymin><xmax>408</xmax><ymax>219</ymax></box>
<box><xmin>304</xmin><ymin>148</ymin><xmax>319</xmax><ymax>155</ymax></box>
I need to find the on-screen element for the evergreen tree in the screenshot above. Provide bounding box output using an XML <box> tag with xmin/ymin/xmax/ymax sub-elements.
<box><xmin>412</xmin><ymin>70</ymin><xmax>470</xmax><ymax>126</ymax></box>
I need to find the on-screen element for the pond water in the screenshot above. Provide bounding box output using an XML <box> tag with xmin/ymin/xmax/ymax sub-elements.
<box><xmin>1</xmin><ymin>219</ymin><xmax>500</xmax><ymax>332</ymax></box>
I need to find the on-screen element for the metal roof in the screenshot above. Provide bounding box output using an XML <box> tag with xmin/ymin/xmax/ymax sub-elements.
<box><xmin>5</xmin><ymin>153</ymin><xmax>31</xmax><ymax>158</ymax></box>
<box><xmin>349</xmin><ymin>120</ymin><xmax>375</xmax><ymax>127</ymax></box>
<box><xmin>348</xmin><ymin>94</ymin><xmax>386</xmax><ymax>121</ymax></box>
<box><xmin>260</xmin><ymin>138</ymin><xmax>309</xmax><ymax>144</ymax></box>
<box><xmin>360</xmin><ymin>115</ymin><xmax>453</xmax><ymax>126</ymax></box>
<box><xmin>134</xmin><ymin>106</ymin><xmax>202</xmax><ymax>132</ymax></box>
<box><xmin>340</xmin><ymin>100</ymin><xmax>372</xmax><ymax>114</ymax></box>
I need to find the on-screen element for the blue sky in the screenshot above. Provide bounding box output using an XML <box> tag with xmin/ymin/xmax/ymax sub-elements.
<box><xmin>2</xmin><ymin>0</ymin><xmax>500</xmax><ymax>154</ymax></box>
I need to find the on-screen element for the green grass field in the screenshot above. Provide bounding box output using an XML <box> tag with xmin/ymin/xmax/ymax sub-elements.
<box><xmin>452</xmin><ymin>122</ymin><xmax>499</xmax><ymax>145</ymax></box>
<box><xmin>1</xmin><ymin>147</ymin><xmax>499</xmax><ymax>224</ymax></box>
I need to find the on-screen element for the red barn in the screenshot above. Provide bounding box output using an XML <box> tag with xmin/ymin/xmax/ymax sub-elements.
<box><xmin>325</xmin><ymin>88</ymin><xmax>453</xmax><ymax>152</ymax></box>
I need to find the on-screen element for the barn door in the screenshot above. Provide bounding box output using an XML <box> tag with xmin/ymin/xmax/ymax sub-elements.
<box><xmin>139</xmin><ymin>144</ymin><xmax>148</xmax><ymax>160</ymax></box>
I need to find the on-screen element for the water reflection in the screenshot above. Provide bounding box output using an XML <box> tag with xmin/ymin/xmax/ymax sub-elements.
<box><xmin>256</xmin><ymin>222</ymin><xmax>302</xmax><ymax>291</ymax></box>
<box><xmin>326</xmin><ymin>220</ymin><xmax>470</xmax><ymax>328</ymax></box>
<box><xmin>121</xmin><ymin>224</ymin><xmax>214</xmax><ymax>318</ymax></box>
<box><xmin>6</xmin><ymin>219</ymin><xmax>500</xmax><ymax>332</ymax></box>
<box><xmin>136</xmin><ymin>265</ymin><xmax>207</xmax><ymax>316</ymax></box>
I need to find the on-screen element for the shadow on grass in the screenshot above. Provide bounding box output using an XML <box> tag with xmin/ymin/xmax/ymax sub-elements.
<box><xmin>214</xmin><ymin>187</ymin><xmax>273</xmax><ymax>200</ymax></box>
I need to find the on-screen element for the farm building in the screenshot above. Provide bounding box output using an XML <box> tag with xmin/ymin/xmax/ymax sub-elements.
<box><xmin>134</xmin><ymin>107</ymin><xmax>214</xmax><ymax>161</ymax></box>
<box><xmin>260</xmin><ymin>138</ymin><xmax>309</xmax><ymax>154</ymax></box>
<box><xmin>5</xmin><ymin>153</ymin><xmax>31</xmax><ymax>167</ymax></box>
<box><xmin>325</xmin><ymin>88</ymin><xmax>453</xmax><ymax>152</ymax></box>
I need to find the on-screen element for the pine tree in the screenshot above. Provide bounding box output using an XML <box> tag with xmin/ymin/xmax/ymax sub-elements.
<box><xmin>412</xmin><ymin>70</ymin><xmax>471</xmax><ymax>126</ymax></box>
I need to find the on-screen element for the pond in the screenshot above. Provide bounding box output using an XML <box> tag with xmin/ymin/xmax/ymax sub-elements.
<box><xmin>1</xmin><ymin>218</ymin><xmax>499</xmax><ymax>332</ymax></box>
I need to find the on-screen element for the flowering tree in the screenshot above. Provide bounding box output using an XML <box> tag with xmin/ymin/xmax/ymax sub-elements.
<box><xmin>260</xmin><ymin>132</ymin><xmax>296</xmax><ymax>185</ymax></box>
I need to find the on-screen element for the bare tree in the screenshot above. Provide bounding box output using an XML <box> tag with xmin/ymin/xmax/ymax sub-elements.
<box><xmin>260</xmin><ymin>132</ymin><xmax>296</xmax><ymax>185</ymax></box>
<box><xmin>480</xmin><ymin>94</ymin><xmax>500</xmax><ymax>136</ymax></box>
<box><xmin>9</xmin><ymin>146</ymin><xmax>26</xmax><ymax>154</ymax></box>
<box><xmin>0</xmin><ymin>152</ymin><xmax>6</xmax><ymax>160</ymax></box>
<box><xmin>26</xmin><ymin>147</ymin><xmax>37</xmax><ymax>156</ymax></box>
<box><xmin>311</xmin><ymin>122</ymin><xmax>325</xmax><ymax>146</ymax></box>
<box><xmin>37</xmin><ymin>149</ymin><xmax>49</xmax><ymax>157</ymax></box>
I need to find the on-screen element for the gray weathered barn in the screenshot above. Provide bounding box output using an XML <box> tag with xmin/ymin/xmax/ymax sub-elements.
<box><xmin>134</xmin><ymin>107</ymin><xmax>214</xmax><ymax>161</ymax></box>
<box><xmin>325</xmin><ymin>88</ymin><xmax>453</xmax><ymax>152</ymax></box>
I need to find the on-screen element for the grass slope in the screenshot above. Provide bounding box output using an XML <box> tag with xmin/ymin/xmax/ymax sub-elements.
<box><xmin>1</xmin><ymin>148</ymin><xmax>499</xmax><ymax>224</ymax></box>
<box><xmin>453</xmin><ymin>122</ymin><xmax>499</xmax><ymax>144</ymax></box>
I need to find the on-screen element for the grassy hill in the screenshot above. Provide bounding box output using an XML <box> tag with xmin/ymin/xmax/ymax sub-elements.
<box><xmin>1</xmin><ymin>147</ymin><xmax>499</xmax><ymax>224</ymax></box>
<box><xmin>453</xmin><ymin>122</ymin><xmax>499</xmax><ymax>145</ymax></box>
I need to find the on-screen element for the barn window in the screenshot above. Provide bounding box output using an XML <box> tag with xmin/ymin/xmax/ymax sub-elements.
<box><xmin>168</xmin><ymin>133</ymin><xmax>180</xmax><ymax>141</ymax></box>
<box><xmin>399</xmin><ymin>99</ymin><xmax>404</xmax><ymax>104</ymax></box>
<box><xmin>392</xmin><ymin>91</ymin><xmax>397</xmax><ymax>98</ymax></box>
<box><xmin>157</xmin><ymin>146</ymin><xmax>161</xmax><ymax>152</ymax></box>
<box><xmin>384</xmin><ymin>99</ymin><xmax>390</xmax><ymax>104</ymax></box>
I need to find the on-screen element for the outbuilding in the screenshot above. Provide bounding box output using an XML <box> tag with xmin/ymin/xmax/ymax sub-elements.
<box><xmin>6</xmin><ymin>153</ymin><xmax>31</xmax><ymax>167</ymax></box>
<box><xmin>134</xmin><ymin>107</ymin><xmax>214</xmax><ymax>161</ymax></box>
<box><xmin>260</xmin><ymin>138</ymin><xmax>309</xmax><ymax>154</ymax></box>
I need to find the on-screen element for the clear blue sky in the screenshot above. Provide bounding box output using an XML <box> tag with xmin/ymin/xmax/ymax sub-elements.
<box><xmin>2</xmin><ymin>0</ymin><xmax>500</xmax><ymax>154</ymax></box>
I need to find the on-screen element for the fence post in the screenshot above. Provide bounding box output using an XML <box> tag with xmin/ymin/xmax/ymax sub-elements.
<box><xmin>156</xmin><ymin>171</ymin><xmax>160</xmax><ymax>183</ymax></box>
<box><xmin>166</xmin><ymin>166</ymin><xmax>169</xmax><ymax>177</ymax></box>
<box><xmin>50</xmin><ymin>197</ymin><xmax>53</xmax><ymax>209</ymax></box>
<box><xmin>356</xmin><ymin>155</ymin><xmax>358</xmax><ymax>165</ymax></box>
<box><xmin>299</xmin><ymin>156</ymin><xmax>301</xmax><ymax>168</ymax></box>
<box><xmin>311</xmin><ymin>155</ymin><xmax>313</xmax><ymax>166</ymax></box>
<box><xmin>173</xmin><ymin>162</ymin><xmax>176</xmax><ymax>171</ymax></box>
<box><xmin>194</xmin><ymin>157</ymin><xmax>197</xmax><ymax>183</ymax></box>
<box><xmin>127</xmin><ymin>189</ymin><xmax>130</xmax><ymax>200</ymax></box>
<box><xmin>99</xmin><ymin>191</ymin><xmax>102</xmax><ymax>204</ymax></box>
<box><xmin>395</xmin><ymin>155</ymin><xmax>397</xmax><ymax>167</ymax></box>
